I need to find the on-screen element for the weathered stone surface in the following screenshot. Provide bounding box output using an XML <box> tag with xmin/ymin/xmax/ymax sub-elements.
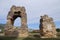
<box><xmin>4</xmin><ymin>5</ymin><xmax>28</xmax><ymax>37</ymax></box>
<box><xmin>40</xmin><ymin>15</ymin><xmax>57</xmax><ymax>38</ymax></box>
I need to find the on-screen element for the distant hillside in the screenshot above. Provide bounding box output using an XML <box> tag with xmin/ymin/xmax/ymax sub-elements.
<box><xmin>0</xmin><ymin>24</ymin><xmax>5</xmax><ymax>29</ymax></box>
<box><xmin>56</xmin><ymin>28</ymin><xmax>60</xmax><ymax>32</ymax></box>
<box><xmin>0</xmin><ymin>24</ymin><xmax>5</xmax><ymax>32</ymax></box>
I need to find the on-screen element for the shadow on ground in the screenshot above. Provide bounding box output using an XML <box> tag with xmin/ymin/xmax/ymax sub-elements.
<box><xmin>0</xmin><ymin>36</ymin><xmax>17</xmax><ymax>40</ymax></box>
<box><xmin>23</xmin><ymin>37</ymin><xmax>60</xmax><ymax>40</ymax></box>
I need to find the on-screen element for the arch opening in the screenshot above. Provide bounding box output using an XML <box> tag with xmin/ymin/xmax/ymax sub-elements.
<box><xmin>14</xmin><ymin>17</ymin><xmax>21</xmax><ymax>27</ymax></box>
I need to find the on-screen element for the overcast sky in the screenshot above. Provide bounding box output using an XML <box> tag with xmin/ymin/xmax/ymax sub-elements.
<box><xmin>0</xmin><ymin>0</ymin><xmax>60</xmax><ymax>29</ymax></box>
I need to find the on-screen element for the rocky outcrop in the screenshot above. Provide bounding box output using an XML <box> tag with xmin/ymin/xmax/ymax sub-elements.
<box><xmin>40</xmin><ymin>15</ymin><xmax>57</xmax><ymax>38</ymax></box>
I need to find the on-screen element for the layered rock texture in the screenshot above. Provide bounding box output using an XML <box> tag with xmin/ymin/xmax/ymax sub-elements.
<box><xmin>40</xmin><ymin>15</ymin><xmax>57</xmax><ymax>38</ymax></box>
<box><xmin>4</xmin><ymin>5</ymin><xmax>28</xmax><ymax>37</ymax></box>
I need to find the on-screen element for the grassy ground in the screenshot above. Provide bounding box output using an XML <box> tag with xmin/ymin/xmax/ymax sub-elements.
<box><xmin>57</xmin><ymin>32</ymin><xmax>60</xmax><ymax>38</ymax></box>
<box><xmin>0</xmin><ymin>36</ymin><xmax>60</xmax><ymax>40</ymax></box>
<box><xmin>0</xmin><ymin>32</ymin><xmax>60</xmax><ymax>40</ymax></box>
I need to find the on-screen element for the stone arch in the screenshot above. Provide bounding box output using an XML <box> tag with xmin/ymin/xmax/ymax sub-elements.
<box><xmin>4</xmin><ymin>5</ymin><xmax>28</xmax><ymax>37</ymax></box>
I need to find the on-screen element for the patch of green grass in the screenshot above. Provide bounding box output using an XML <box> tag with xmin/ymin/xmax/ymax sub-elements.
<box><xmin>0</xmin><ymin>36</ymin><xmax>17</xmax><ymax>40</ymax></box>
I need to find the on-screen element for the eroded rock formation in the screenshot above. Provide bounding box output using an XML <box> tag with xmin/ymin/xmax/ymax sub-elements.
<box><xmin>40</xmin><ymin>15</ymin><xmax>57</xmax><ymax>38</ymax></box>
<box><xmin>4</xmin><ymin>5</ymin><xmax>28</xmax><ymax>37</ymax></box>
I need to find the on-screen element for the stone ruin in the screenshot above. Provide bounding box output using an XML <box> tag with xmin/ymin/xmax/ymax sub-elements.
<box><xmin>4</xmin><ymin>5</ymin><xmax>57</xmax><ymax>38</ymax></box>
<box><xmin>4</xmin><ymin>5</ymin><xmax>28</xmax><ymax>37</ymax></box>
<box><xmin>40</xmin><ymin>15</ymin><xmax>57</xmax><ymax>38</ymax></box>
